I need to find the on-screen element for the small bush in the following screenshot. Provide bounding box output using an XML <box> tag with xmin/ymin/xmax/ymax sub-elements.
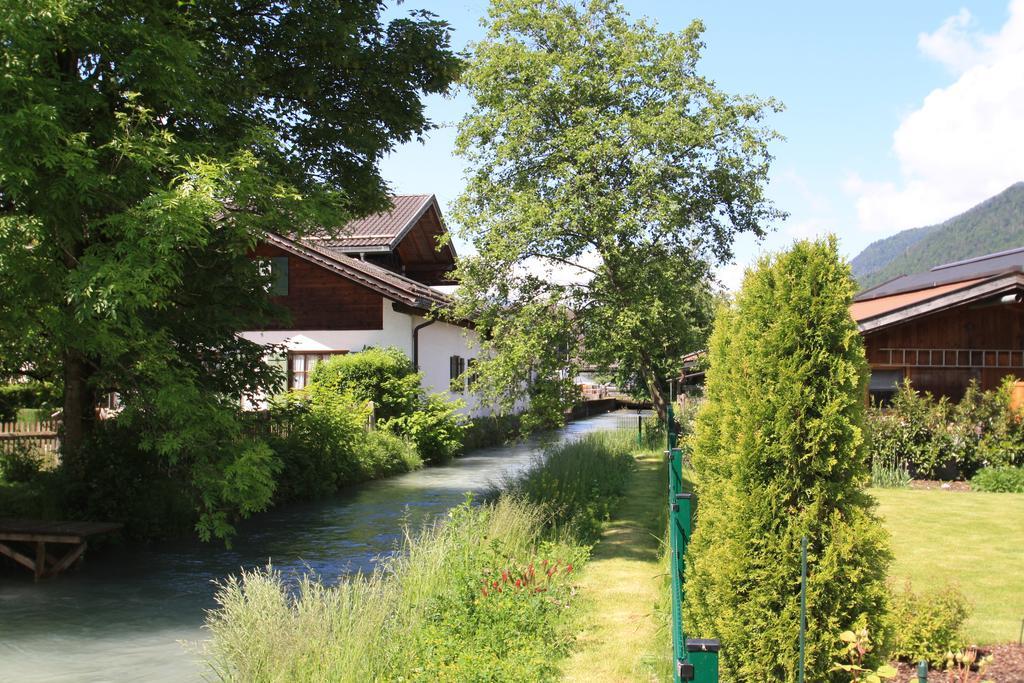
<box><xmin>0</xmin><ymin>444</ymin><xmax>44</xmax><ymax>483</ymax></box>
<box><xmin>887</xmin><ymin>582</ymin><xmax>970</xmax><ymax>667</ymax></box>
<box><xmin>266</xmin><ymin>390</ymin><xmax>369</xmax><ymax>501</ymax></box>
<box><xmin>309</xmin><ymin>347</ymin><xmax>421</xmax><ymax>422</ymax></box>
<box><xmin>384</xmin><ymin>394</ymin><xmax>467</xmax><ymax>465</ymax></box>
<box><xmin>462</xmin><ymin>413</ymin><xmax>522</xmax><ymax>450</ymax></box>
<box><xmin>970</xmin><ymin>466</ymin><xmax>1024</xmax><ymax>493</ymax></box>
<box><xmin>354</xmin><ymin>429</ymin><xmax>422</xmax><ymax>477</ymax></box>
<box><xmin>870</xmin><ymin>452</ymin><xmax>911</xmax><ymax>488</ymax></box>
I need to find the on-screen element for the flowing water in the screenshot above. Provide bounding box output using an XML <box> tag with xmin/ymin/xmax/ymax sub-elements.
<box><xmin>0</xmin><ymin>411</ymin><xmax>639</xmax><ymax>682</ymax></box>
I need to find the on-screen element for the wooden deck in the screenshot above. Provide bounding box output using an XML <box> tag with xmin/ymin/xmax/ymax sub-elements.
<box><xmin>0</xmin><ymin>518</ymin><xmax>123</xmax><ymax>580</ymax></box>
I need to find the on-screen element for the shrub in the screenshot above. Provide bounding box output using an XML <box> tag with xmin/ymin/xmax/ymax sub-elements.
<box><xmin>383</xmin><ymin>394</ymin><xmax>467</xmax><ymax>465</ymax></box>
<box><xmin>866</xmin><ymin>378</ymin><xmax>1024</xmax><ymax>480</ymax></box>
<box><xmin>0</xmin><ymin>381</ymin><xmax>60</xmax><ymax>421</ymax></box>
<box><xmin>0</xmin><ymin>444</ymin><xmax>44</xmax><ymax>483</ymax></box>
<box><xmin>59</xmin><ymin>422</ymin><xmax>197</xmax><ymax>540</ymax></box>
<box><xmin>309</xmin><ymin>347</ymin><xmax>422</xmax><ymax>422</ymax></box>
<box><xmin>354</xmin><ymin>429</ymin><xmax>422</xmax><ymax>478</ymax></box>
<box><xmin>266</xmin><ymin>390</ymin><xmax>369</xmax><ymax>501</ymax></box>
<box><xmin>684</xmin><ymin>239</ymin><xmax>892</xmax><ymax>682</ymax></box>
<box><xmin>887</xmin><ymin>582</ymin><xmax>969</xmax><ymax>667</ymax></box>
<box><xmin>870</xmin><ymin>451</ymin><xmax>911</xmax><ymax>489</ymax></box>
<box><xmin>462</xmin><ymin>413</ymin><xmax>522</xmax><ymax>450</ymax></box>
<box><xmin>970</xmin><ymin>466</ymin><xmax>1024</xmax><ymax>493</ymax></box>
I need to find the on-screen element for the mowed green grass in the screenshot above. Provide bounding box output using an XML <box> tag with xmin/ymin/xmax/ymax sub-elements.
<box><xmin>871</xmin><ymin>488</ymin><xmax>1024</xmax><ymax>644</ymax></box>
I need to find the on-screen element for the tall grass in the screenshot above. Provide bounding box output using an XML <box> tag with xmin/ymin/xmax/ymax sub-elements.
<box><xmin>871</xmin><ymin>453</ymin><xmax>911</xmax><ymax>489</ymax></box>
<box><xmin>203</xmin><ymin>430</ymin><xmax>636</xmax><ymax>681</ymax></box>
<box><xmin>506</xmin><ymin>430</ymin><xmax>636</xmax><ymax>543</ymax></box>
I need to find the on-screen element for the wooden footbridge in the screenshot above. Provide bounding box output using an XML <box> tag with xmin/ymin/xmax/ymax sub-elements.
<box><xmin>0</xmin><ymin>518</ymin><xmax>122</xmax><ymax>580</ymax></box>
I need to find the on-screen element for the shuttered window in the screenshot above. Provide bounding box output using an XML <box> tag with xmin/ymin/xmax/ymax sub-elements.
<box><xmin>449</xmin><ymin>355</ymin><xmax>466</xmax><ymax>393</ymax></box>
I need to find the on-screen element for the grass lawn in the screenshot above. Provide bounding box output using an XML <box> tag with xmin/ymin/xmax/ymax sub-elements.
<box><xmin>561</xmin><ymin>449</ymin><xmax>671</xmax><ymax>682</ymax></box>
<box><xmin>871</xmin><ymin>488</ymin><xmax>1024</xmax><ymax>644</ymax></box>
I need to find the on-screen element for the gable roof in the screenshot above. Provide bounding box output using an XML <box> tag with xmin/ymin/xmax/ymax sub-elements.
<box><xmin>264</xmin><ymin>233</ymin><xmax>452</xmax><ymax>314</ymax></box>
<box><xmin>855</xmin><ymin>246</ymin><xmax>1024</xmax><ymax>301</ymax></box>
<box><xmin>311</xmin><ymin>194</ymin><xmax>444</xmax><ymax>253</ymax></box>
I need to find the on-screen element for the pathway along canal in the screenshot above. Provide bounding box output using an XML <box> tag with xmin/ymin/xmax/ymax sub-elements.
<box><xmin>0</xmin><ymin>410</ymin><xmax>638</xmax><ymax>682</ymax></box>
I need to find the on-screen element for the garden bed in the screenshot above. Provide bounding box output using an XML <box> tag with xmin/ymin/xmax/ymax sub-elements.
<box><xmin>892</xmin><ymin>643</ymin><xmax>1024</xmax><ymax>682</ymax></box>
<box><xmin>909</xmin><ymin>479</ymin><xmax>972</xmax><ymax>491</ymax></box>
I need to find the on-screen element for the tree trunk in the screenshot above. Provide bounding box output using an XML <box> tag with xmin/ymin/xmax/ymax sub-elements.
<box><xmin>62</xmin><ymin>349</ymin><xmax>95</xmax><ymax>458</ymax></box>
<box><xmin>639</xmin><ymin>353</ymin><xmax>668</xmax><ymax>423</ymax></box>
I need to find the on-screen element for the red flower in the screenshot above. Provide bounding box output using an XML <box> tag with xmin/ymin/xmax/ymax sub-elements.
<box><xmin>492</xmin><ymin>580</ymin><xmax>499</xmax><ymax>589</ymax></box>
<box><xmin>501</xmin><ymin>570</ymin><xmax>509</xmax><ymax>583</ymax></box>
<box><xmin>566</xmin><ymin>564</ymin><xmax>573</xmax><ymax>573</ymax></box>
<box><xmin>515</xmin><ymin>579</ymin><xmax>522</xmax><ymax>588</ymax></box>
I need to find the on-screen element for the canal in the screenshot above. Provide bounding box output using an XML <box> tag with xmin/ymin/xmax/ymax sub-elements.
<box><xmin>0</xmin><ymin>411</ymin><xmax>636</xmax><ymax>682</ymax></box>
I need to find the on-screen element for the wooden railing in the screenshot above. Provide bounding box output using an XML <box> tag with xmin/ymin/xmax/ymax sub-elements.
<box><xmin>0</xmin><ymin>419</ymin><xmax>61</xmax><ymax>466</ymax></box>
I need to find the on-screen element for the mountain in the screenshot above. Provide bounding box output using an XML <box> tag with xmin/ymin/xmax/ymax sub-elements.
<box><xmin>851</xmin><ymin>182</ymin><xmax>1024</xmax><ymax>290</ymax></box>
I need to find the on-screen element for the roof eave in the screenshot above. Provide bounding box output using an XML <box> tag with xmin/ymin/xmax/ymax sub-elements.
<box><xmin>856</xmin><ymin>273</ymin><xmax>1024</xmax><ymax>334</ymax></box>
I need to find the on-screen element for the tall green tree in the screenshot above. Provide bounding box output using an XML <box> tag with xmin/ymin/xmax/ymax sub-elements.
<box><xmin>683</xmin><ymin>238</ymin><xmax>891</xmax><ymax>681</ymax></box>
<box><xmin>0</xmin><ymin>0</ymin><xmax>460</xmax><ymax>537</ymax></box>
<box><xmin>449</xmin><ymin>0</ymin><xmax>782</xmax><ymax>424</ymax></box>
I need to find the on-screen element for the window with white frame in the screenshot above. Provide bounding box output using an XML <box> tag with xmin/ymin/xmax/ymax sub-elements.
<box><xmin>289</xmin><ymin>351</ymin><xmax>346</xmax><ymax>390</ymax></box>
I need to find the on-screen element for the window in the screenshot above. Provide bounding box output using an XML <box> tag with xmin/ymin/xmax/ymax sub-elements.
<box><xmin>868</xmin><ymin>369</ymin><xmax>904</xmax><ymax>406</ymax></box>
<box><xmin>259</xmin><ymin>256</ymin><xmax>289</xmax><ymax>296</ymax></box>
<box><xmin>289</xmin><ymin>351</ymin><xmax>346</xmax><ymax>390</ymax></box>
<box><xmin>449</xmin><ymin>355</ymin><xmax>467</xmax><ymax>393</ymax></box>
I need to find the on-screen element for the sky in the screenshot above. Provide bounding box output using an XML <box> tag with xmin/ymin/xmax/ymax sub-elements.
<box><xmin>379</xmin><ymin>0</ymin><xmax>1024</xmax><ymax>289</ymax></box>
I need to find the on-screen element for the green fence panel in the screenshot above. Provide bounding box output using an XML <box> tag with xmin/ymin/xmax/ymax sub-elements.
<box><xmin>667</xmin><ymin>414</ymin><xmax>719</xmax><ymax>683</ymax></box>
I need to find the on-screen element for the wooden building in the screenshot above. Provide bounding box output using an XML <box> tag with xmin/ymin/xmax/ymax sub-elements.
<box><xmin>851</xmin><ymin>247</ymin><xmax>1024</xmax><ymax>402</ymax></box>
<box><xmin>240</xmin><ymin>195</ymin><xmax>493</xmax><ymax>415</ymax></box>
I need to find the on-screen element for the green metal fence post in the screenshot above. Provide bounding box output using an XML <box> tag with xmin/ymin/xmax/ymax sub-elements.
<box><xmin>917</xmin><ymin>660</ymin><xmax>928</xmax><ymax>682</ymax></box>
<box><xmin>667</xmin><ymin>410</ymin><xmax>719</xmax><ymax>683</ymax></box>
<box><xmin>684</xmin><ymin>639</ymin><xmax>721</xmax><ymax>683</ymax></box>
<box><xmin>799</xmin><ymin>535</ymin><xmax>808</xmax><ymax>683</ymax></box>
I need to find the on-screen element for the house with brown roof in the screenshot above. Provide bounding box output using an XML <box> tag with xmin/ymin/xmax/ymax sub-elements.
<box><xmin>851</xmin><ymin>247</ymin><xmax>1024</xmax><ymax>402</ymax></box>
<box><xmin>239</xmin><ymin>195</ymin><xmax>491</xmax><ymax>414</ymax></box>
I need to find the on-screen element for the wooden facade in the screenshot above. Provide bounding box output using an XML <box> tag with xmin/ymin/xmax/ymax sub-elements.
<box><xmin>861</xmin><ymin>296</ymin><xmax>1024</xmax><ymax>399</ymax></box>
<box><xmin>251</xmin><ymin>243</ymin><xmax>384</xmax><ymax>331</ymax></box>
<box><xmin>361</xmin><ymin>202</ymin><xmax>455</xmax><ymax>285</ymax></box>
<box><xmin>852</xmin><ymin>249</ymin><xmax>1024</xmax><ymax>400</ymax></box>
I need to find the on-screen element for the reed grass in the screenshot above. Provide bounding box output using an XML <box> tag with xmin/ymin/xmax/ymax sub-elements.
<box><xmin>203</xmin><ymin>429</ymin><xmax>637</xmax><ymax>682</ymax></box>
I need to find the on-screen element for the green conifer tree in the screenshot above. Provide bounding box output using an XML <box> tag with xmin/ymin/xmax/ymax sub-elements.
<box><xmin>683</xmin><ymin>237</ymin><xmax>891</xmax><ymax>681</ymax></box>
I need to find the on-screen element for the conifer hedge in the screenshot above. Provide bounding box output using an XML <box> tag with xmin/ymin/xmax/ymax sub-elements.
<box><xmin>682</xmin><ymin>238</ymin><xmax>891</xmax><ymax>681</ymax></box>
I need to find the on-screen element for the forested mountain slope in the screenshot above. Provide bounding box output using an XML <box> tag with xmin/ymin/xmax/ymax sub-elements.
<box><xmin>852</xmin><ymin>182</ymin><xmax>1024</xmax><ymax>289</ymax></box>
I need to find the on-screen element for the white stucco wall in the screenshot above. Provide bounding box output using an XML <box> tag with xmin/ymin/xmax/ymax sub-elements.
<box><xmin>240</xmin><ymin>300</ymin><xmax>496</xmax><ymax>416</ymax></box>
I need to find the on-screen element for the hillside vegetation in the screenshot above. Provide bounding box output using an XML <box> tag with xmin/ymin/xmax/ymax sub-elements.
<box><xmin>852</xmin><ymin>182</ymin><xmax>1024</xmax><ymax>290</ymax></box>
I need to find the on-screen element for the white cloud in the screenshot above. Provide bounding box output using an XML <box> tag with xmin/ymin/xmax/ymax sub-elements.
<box><xmin>714</xmin><ymin>262</ymin><xmax>746</xmax><ymax>293</ymax></box>
<box><xmin>918</xmin><ymin>8</ymin><xmax>986</xmax><ymax>74</ymax></box>
<box><xmin>848</xmin><ymin>1</ymin><xmax>1024</xmax><ymax>235</ymax></box>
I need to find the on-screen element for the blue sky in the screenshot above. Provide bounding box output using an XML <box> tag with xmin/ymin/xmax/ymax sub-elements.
<box><xmin>379</xmin><ymin>1</ymin><xmax>1024</xmax><ymax>287</ymax></box>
